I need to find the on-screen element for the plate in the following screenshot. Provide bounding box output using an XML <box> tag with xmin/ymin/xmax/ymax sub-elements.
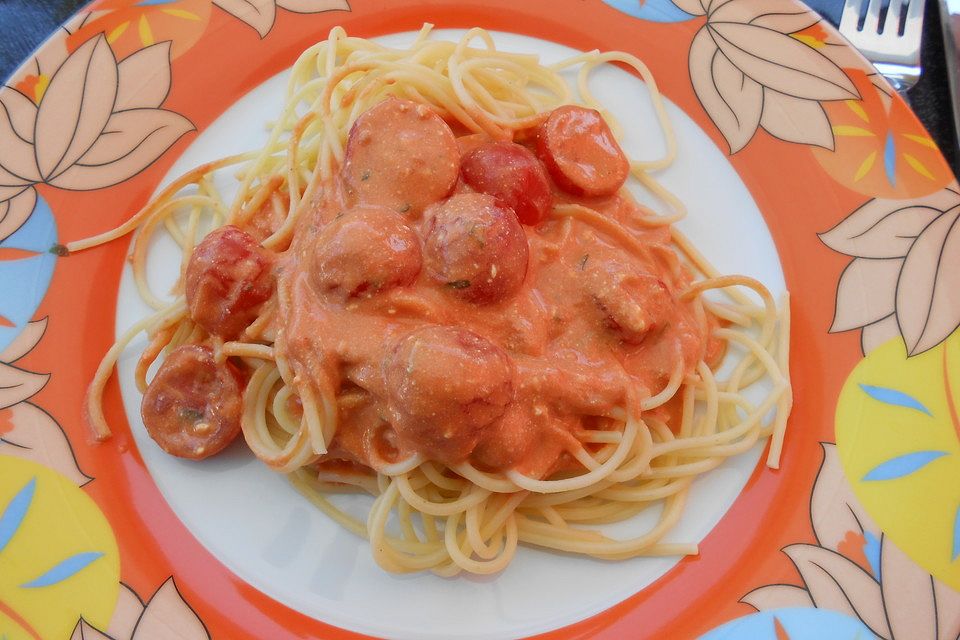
<box><xmin>1</xmin><ymin>1</ymin><xmax>958</xmax><ymax>639</ymax></box>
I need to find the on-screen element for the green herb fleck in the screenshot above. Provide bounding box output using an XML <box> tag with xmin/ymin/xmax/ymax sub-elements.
<box><xmin>578</xmin><ymin>254</ymin><xmax>590</xmax><ymax>271</ymax></box>
<box><xmin>361</xmin><ymin>170</ymin><xmax>371</xmax><ymax>181</ymax></box>
<box><xmin>467</xmin><ymin>223</ymin><xmax>486</xmax><ymax>247</ymax></box>
<box><xmin>334</xmin><ymin>210</ymin><xmax>345</xmax><ymax>220</ymax></box>
<box><xmin>398</xmin><ymin>203</ymin><xmax>411</xmax><ymax>213</ymax></box>
<box><xmin>446</xmin><ymin>279</ymin><xmax>471</xmax><ymax>290</ymax></box>
<box><xmin>50</xmin><ymin>243</ymin><xmax>69</xmax><ymax>257</ymax></box>
<box><xmin>179</xmin><ymin>407</ymin><xmax>204</xmax><ymax>423</ymax></box>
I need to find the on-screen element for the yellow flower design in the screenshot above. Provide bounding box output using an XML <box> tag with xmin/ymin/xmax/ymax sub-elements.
<box><xmin>836</xmin><ymin>333</ymin><xmax>960</xmax><ymax>591</ymax></box>
<box><xmin>0</xmin><ymin>456</ymin><xmax>119</xmax><ymax>639</ymax></box>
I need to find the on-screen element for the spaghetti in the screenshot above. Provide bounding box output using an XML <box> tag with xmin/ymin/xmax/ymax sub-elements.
<box><xmin>73</xmin><ymin>25</ymin><xmax>792</xmax><ymax>576</ymax></box>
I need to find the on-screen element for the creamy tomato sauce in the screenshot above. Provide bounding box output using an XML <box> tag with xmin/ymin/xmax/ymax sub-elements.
<box><xmin>270</xmin><ymin>98</ymin><xmax>720</xmax><ymax>479</ymax></box>
<box><xmin>145</xmin><ymin>97</ymin><xmax>721</xmax><ymax>473</ymax></box>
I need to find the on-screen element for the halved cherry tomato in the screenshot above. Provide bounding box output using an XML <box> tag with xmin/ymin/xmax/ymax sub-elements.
<box><xmin>461</xmin><ymin>141</ymin><xmax>552</xmax><ymax>225</ymax></box>
<box><xmin>185</xmin><ymin>226</ymin><xmax>274</xmax><ymax>340</ymax></box>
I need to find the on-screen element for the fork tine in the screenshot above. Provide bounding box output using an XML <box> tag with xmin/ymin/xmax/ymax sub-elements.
<box><xmin>863</xmin><ymin>0</ymin><xmax>884</xmax><ymax>33</ymax></box>
<box><xmin>840</xmin><ymin>0</ymin><xmax>865</xmax><ymax>31</ymax></box>
<box><xmin>906</xmin><ymin>0</ymin><xmax>924</xmax><ymax>22</ymax></box>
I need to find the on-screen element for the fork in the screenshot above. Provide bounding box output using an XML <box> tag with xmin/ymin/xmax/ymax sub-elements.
<box><xmin>839</xmin><ymin>0</ymin><xmax>927</xmax><ymax>95</ymax></box>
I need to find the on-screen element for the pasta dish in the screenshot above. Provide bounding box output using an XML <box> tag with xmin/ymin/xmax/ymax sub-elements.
<box><xmin>70</xmin><ymin>25</ymin><xmax>792</xmax><ymax>576</ymax></box>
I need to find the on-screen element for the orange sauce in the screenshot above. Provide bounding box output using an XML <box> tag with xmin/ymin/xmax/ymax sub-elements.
<box><xmin>274</xmin><ymin>160</ymin><xmax>721</xmax><ymax>480</ymax></box>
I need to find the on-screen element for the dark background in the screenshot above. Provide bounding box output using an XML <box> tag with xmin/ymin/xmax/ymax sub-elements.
<box><xmin>0</xmin><ymin>0</ymin><xmax>956</xmax><ymax>176</ymax></box>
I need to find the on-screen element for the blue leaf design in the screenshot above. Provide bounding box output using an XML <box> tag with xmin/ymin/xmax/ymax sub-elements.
<box><xmin>953</xmin><ymin>504</ymin><xmax>960</xmax><ymax>561</ymax></box>
<box><xmin>0</xmin><ymin>193</ymin><xmax>57</xmax><ymax>355</ymax></box>
<box><xmin>0</xmin><ymin>477</ymin><xmax>35</xmax><ymax>554</ymax></box>
<box><xmin>864</xmin><ymin>531</ymin><xmax>882</xmax><ymax>580</ymax></box>
<box><xmin>601</xmin><ymin>0</ymin><xmax>697</xmax><ymax>23</ymax></box>
<box><xmin>859</xmin><ymin>384</ymin><xmax>932</xmax><ymax>416</ymax></box>
<box><xmin>884</xmin><ymin>131</ymin><xmax>897</xmax><ymax>187</ymax></box>
<box><xmin>20</xmin><ymin>551</ymin><xmax>104</xmax><ymax>588</ymax></box>
<box><xmin>863</xmin><ymin>450</ymin><xmax>948</xmax><ymax>481</ymax></box>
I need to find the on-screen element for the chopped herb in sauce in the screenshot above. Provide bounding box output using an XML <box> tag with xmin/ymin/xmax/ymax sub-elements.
<box><xmin>467</xmin><ymin>223</ymin><xmax>486</xmax><ymax>247</ymax></box>
<box><xmin>446</xmin><ymin>279</ymin><xmax>471</xmax><ymax>290</ymax></box>
<box><xmin>398</xmin><ymin>203</ymin><xmax>411</xmax><ymax>213</ymax></box>
<box><xmin>179</xmin><ymin>407</ymin><xmax>204</xmax><ymax>423</ymax></box>
<box><xmin>361</xmin><ymin>170</ymin><xmax>372</xmax><ymax>181</ymax></box>
<box><xmin>578</xmin><ymin>254</ymin><xmax>590</xmax><ymax>270</ymax></box>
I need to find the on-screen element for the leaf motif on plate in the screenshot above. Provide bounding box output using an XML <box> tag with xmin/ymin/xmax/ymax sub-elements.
<box><xmin>107</xmin><ymin>583</ymin><xmax>146</xmax><ymax>640</ymax></box>
<box><xmin>687</xmin><ymin>4</ymin><xmax>856</xmax><ymax>154</ymax></box>
<box><xmin>34</xmin><ymin>35</ymin><xmax>118</xmax><ymax>182</ymax></box>
<box><xmin>0</xmin><ymin>88</ymin><xmax>41</xmax><ymax>185</ymax></box>
<box><xmin>933</xmin><ymin>579</ymin><xmax>960</xmax><ymax>640</ymax></box>
<box><xmin>759</xmin><ymin>88</ymin><xmax>834</xmax><ymax>149</ymax></box>
<box><xmin>880</xmin><ymin>536</ymin><xmax>939</xmax><ymax>640</ymax></box>
<box><xmin>0</xmin><ymin>402</ymin><xmax>91</xmax><ymax>486</ymax></box>
<box><xmin>831</xmin><ymin>258</ymin><xmax>903</xmax><ymax>333</ymax></box>
<box><xmin>863</xmin><ymin>450</ymin><xmax>948</xmax><ymax>481</ymax></box>
<box><xmin>783</xmin><ymin>544</ymin><xmax>891</xmax><ymax>638</ymax></box>
<box><xmin>744</xmin><ymin>446</ymin><xmax>958</xmax><ymax>636</ymax></box>
<box><xmin>70</xmin><ymin>619</ymin><xmax>113</xmax><ymax>640</ymax></box>
<box><xmin>0</xmin><ymin>88</ymin><xmax>37</xmax><ymax>143</ymax></box>
<box><xmin>810</xmin><ymin>444</ymin><xmax>880</xmax><ymax>572</ymax></box>
<box><xmin>896</xmin><ymin>206</ymin><xmax>960</xmax><ymax>355</ymax></box>
<box><xmin>710</xmin><ymin>0</ymin><xmax>820</xmax><ymax>34</ymax></box>
<box><xmin>15</xmin><ymin>11</ymin><xmax>87</xmax><ymax>90</ymax></box>
<box><xmin>818</xmin><ymin>188</ymin><xmax>960</xmax><ymax>259</ymax></box>
<box><xmin>1</xmin><ymin>26</ymin><xmax>190</xmax><ymax>196</ymax></box>
<box><xmin>689</xmin><ymin>27</ymin><xmax>761</xmax><ymax>153</ymax></box>
<box><xmin>671</xmin><ymin>0</ymin><xmax>708</xmax><ymax>16</ymax></box>
<box><xmin>214</xmin><ymin>0</ymin><xmax>277</xmax><ymax>38</ymax></box>
<box><xmin>861</xmin><ymin>315</ymin><xmax>900</xmax><ymax>355</ymax></box>
<box><xmin>0</xmin><ymin>317</ymin><xmax>47</xmax><ymax>363</ymax></box>
<box><xmin>820</xmin><ymin>186</ymin><xmax>960</xmax><ymax>355</ymax></box>
<box><xmin>51</xmin><ymin>108</ymin><xmax>194</xmax><ymax>191</ymax></box>
<box><xmin>21</xmin><ymin>551</ymin><xmax>105</xmax><ymax>587</ymax></box>
<box><xmin>131</xmin><ymin>578</ymin><xmax>210</xmax><ymax>640</ymax></box>
<box><xmin>0</xmin><ymin>361</ymin><xmax>48</xmax><ymax>410</ymax></box>
<box><xmin>0</xmin><ymin>476</ymin><xmax>34</xmax><ymax>553</ymax></box>
<box><xmin>858</xmin><ymin>383</ymin><xmax>932</xmax><ymax>415</ymax></box>
<box><xmin>0</xmin><ymin>187</ymin><xmax>37</xmax><ymax>244</ymax></box>
<box><xmin>276</xmin><ymin>0</ymin><xmax>351</xmax><ymax>12</ymax></box>
<box><xmin>709</xmin><ymin>22</ymin><xmax>857</xmax><ymax>101</ymax></box>
<box><xmin>740</xmin><ymin>584</ymin><xmax>814</xmax><ymax>611</ymax></box>
<box><xmin>115</xmin><ymin>42</ymin><xmax>173</xmax><ymax>111</ymax></box>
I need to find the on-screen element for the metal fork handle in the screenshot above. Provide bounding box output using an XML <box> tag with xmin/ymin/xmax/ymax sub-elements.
<box><xmin>874</xmin><ymin>62</ymin><xmax>923</xmax><ymax>93</ymax></box>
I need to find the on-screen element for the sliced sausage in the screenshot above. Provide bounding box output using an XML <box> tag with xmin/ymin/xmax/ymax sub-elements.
<box><xmin>583</xmin><ymin>259</ymin><xmax>675</xmax><ymax>344</ymax></box>
<box><xmin>341</xmin><ymin>97</ymin><xmax>459</xmax><ymax>215</ymax></box>
<box><xmin>141</xmin><ymin>345</ymin><xmax>243</xmax><ymax>460</ymax></box>
<box><xmin>423</xmin><ymin>193</ymin><xmax>529</xmax><ymax>304</ymax></box>
<box><xmin>312</xmin><ymin>205</ymin><xmax>421</xmax><ymax>299</ymax></box>
<box><xmin>185</xmin><ymin>226</ymin><xmax>274</xmax><ymax>340</ymax></box>
<box><xmin>383</xmin><ymin>326</ymin><xmax>513</xmax><ymax>464</ymax></box>
<box><xmin>536</xmin><ymin>105</ymin><xmax>629</xmax><ymax>197</ymax></box>
<box><xmin>460</xmin><ymin>142</ymin><xmax>553</xmax><ymax>225</ymax></box>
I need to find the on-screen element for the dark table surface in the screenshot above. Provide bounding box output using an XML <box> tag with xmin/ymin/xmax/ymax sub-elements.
<box><xmin>0</xmin><ymin>0</ymin><xmax>956</xmax><ymax>176</ymax></box>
